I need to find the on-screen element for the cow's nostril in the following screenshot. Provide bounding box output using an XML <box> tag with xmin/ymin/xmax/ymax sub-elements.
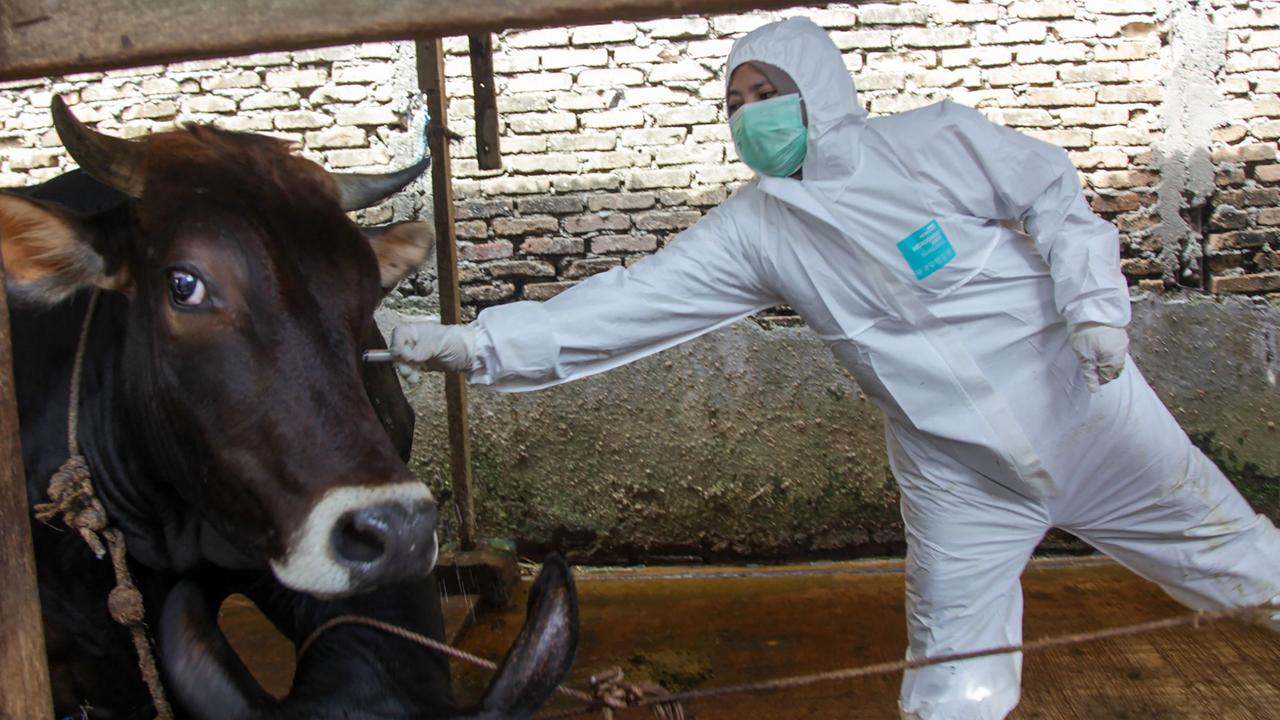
<box><xmin>328</xmin><ymin>498</ymin><xmax>437</xmax><ymax>589</ymax></box>
<box><xmin>334</xmin><ymin>516</ymin><xmax>387</xmax><ymax>564</ymax></box>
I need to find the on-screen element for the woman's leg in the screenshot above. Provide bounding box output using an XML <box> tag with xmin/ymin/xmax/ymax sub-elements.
<box><xmin>893</xmin><ymin>433</ymin><xmax>1051</xmax><ymax>720</ymax></box>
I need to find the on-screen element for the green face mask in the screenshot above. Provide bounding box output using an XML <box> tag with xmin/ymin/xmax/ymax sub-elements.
<box><xmin>730</xmin><ymin>93</ymin><xmax>808</xmax><ymax>178</ymax></box>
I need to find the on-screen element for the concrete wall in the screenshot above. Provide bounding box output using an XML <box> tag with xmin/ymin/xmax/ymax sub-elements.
<box><xmin>390</xmin><ymin>292</ymin><xmax>1280</xmax><ymax>562</ymax></box>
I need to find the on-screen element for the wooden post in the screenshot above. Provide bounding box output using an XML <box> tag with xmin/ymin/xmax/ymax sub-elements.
<box><xmin>468</xmin><ymin>33</ymin><xmax>502</xmax><ymax>171</ymax></box>
<box><xmin>415</xmin><ymin>37</ymin><xmax>477</xmax><ymax>552</ymax></box>
<box><xmin>0</xmin><ymin>257</ymin><xmax>54</xmax><ymax>718</ymax></box>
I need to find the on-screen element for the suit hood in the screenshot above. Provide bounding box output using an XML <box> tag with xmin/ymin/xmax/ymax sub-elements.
<box><xmin>727</xmin><ymin>17</ymin><xmax>866</xmax><ymax>182</ymax></box>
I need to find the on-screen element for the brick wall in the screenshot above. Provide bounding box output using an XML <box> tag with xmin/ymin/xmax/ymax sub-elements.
<box><xmin>4</xmin><ymin>1</ymin><xmax>1280</xmax><ymax>314</ymax></box>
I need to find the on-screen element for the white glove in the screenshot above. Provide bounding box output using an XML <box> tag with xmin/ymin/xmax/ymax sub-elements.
<box><xmin>389</xmin><ymin>317</ymin><xmax>477</xmax><ymax>383</ymax></box>
<box><xmin>1069</xmin><ymin>322</ymin><xmax>1129</xmax><ymax>393</ymax></box>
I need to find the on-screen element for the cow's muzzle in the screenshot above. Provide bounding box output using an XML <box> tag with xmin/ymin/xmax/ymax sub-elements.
<box><xmin>332</xmin><ymin>498</ymin><xmax>439</xmax><ymax>588</ymax></box>
<box><xmin>269</xmin><ymin>482</ymin><xmax>438</xmax><ymax>597</ymax></box>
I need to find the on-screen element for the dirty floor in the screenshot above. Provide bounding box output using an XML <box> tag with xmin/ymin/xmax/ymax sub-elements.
<box><xmin>221</xmin><ymin>556</ymin><xmax>1280</xmax><ymax>719</ymax></box>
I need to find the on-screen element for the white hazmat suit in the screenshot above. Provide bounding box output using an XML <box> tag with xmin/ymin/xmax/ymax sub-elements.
<box><xmin>401</xmin><ymin>17</ymin><xmax>1280</xmax><ymax>720</ymax></box>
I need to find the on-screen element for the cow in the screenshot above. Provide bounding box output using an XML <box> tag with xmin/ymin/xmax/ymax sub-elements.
<box><xmin>0</xmin><ymin>97</ymin><xmax>577</xmax><ymax>719</ymax></box>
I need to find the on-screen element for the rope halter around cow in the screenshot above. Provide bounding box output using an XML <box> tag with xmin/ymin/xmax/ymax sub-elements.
<box><xmin>31</xmin><ymin>290</ymin><xmax>175</xmax><ymax>720</ymax></box>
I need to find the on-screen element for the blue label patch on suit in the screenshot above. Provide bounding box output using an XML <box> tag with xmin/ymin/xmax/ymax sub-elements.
<box><xmin>896</xmin><ymin>220</ymin><xmax>955</xmax><ymax>280</ymax></box>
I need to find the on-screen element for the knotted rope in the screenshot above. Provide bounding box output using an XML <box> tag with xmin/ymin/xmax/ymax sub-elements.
<box><xmin>582</xmin><ymin>667</ymin><xmax>684</xmax><ymax>720</ymax></box>
<box><xmin>552</xmin><ymin>604</ymin><xmax>1275</xmax><ymax>717</ymax></box>
<box><xmin>31</xmin><ymin>290</ymin><xmax>174</xmax><ymax>720</ymax></box>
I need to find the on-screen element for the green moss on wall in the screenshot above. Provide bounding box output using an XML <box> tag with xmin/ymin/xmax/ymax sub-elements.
<box><xmin>1190</xmin><ymin>431</ymin><xmax>1280</xmax><ymax>518</ymax></box>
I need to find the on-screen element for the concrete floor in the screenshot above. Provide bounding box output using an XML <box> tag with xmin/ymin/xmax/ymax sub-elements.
<box><xmin>221</xmin><ymin>556</ymin><xmax>1280</xmax><ymax>718</ymax></box>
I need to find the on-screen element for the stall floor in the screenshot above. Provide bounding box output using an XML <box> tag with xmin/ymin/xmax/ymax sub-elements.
<box><xmin>451</xmin><ymin>557</ymin><xmax>1280</xmax><ymax>719</ymax></box>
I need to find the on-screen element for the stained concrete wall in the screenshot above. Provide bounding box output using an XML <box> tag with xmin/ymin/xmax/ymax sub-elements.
<box><xmin>387</xmin><ymin>292</ymin><xmax>1280</xmax><ymax>562</ymax></box>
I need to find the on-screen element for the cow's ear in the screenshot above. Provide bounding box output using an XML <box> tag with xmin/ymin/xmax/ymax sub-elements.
<box><xmin>0</xmin><ymin>193</ymin><xmax>128</xmax><ymax>305</ymax></box>
<box><xmin>364</xmin><ymin>221</ymin><xmax>434</xmax><ymax>291</ymax></box>
<box><xmin>476</xmin><ymin>554</ymin><xmax>579</xmax><ymax>720</ymax></box>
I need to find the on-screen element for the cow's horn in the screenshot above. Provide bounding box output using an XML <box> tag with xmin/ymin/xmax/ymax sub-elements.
<box><xmin>474</xmin><ymin>554</ymin><xmax>579</xmax><ymax>718</ymax></box>
<box><xmin>159</xmin><ymin>581</ymin><xmax>273</xmax><ymax>720</ymax></box>
<box><xmin>51</xmin><ymin>96</ymin><xmax>147</xmax><ymax>199</ymax></box>
<box><xmin>333</xmin><ymin>153</ymin><xmax>431</xmax><ymax>211</ymax></box>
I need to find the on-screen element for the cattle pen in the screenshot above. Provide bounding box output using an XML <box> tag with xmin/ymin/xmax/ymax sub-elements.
<box><xmin>4</xmin><ymin>2</ymin><xmax>1280</xmax><ymax>719</ymax></box>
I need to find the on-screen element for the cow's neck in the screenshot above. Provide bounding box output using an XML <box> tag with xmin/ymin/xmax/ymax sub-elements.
<box><xmin>17</xmin><ymin>291</ymin><xmax>253</xmax><ymax>573</ymax></box>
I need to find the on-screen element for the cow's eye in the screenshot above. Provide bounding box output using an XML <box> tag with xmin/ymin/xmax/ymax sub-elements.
<box><xmin>168</xmin><ymin>269</ymin><xmax>207</xmax><ymax>306</ymax></box>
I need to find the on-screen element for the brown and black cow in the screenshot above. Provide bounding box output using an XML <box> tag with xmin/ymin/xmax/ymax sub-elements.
<box><xmin>0</xmin><ymin>97</ymin><xmax>577</xmax><ymax>720</ymax></box>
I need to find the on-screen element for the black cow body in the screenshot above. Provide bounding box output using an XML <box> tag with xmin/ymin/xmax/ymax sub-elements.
<box><xmin>3</xmin><ymin>102</ymin><xmax>576</xmax><ymax>720</ymax></box>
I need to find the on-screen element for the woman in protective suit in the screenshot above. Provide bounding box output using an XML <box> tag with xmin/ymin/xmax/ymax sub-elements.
<box><xmin>393</xmin><ymin>17</ymin><xmax>1280</xmax><ymax>720</ymax></box>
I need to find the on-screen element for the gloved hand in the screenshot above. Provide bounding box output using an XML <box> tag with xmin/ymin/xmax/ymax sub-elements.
<box><xmin>389</xmin><ymin>317</ymin><xmax>477</xmax><ymax>383</ymax></box>
<box><xmin>1069</xmin><ymin>322</ymin><xmax>1129</xmax><ymax>393</ymax></box>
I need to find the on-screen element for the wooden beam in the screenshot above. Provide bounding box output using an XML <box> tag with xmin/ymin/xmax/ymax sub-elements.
<box><xmin>468</xmin><ymin>34</ymin><xmax>502</xmax><ymax>172</ymax></box>
<box><xmin>0</xmin><ymin>256</ymin><xmax>54</xmax><ymax>718</ymax></box>
<box><xmin>415</xmin><ymin>37</ymin><xmax>477</xmax><ymax>552</ymax></box>
<box><xmin>0</xmin><ymin>0</ymin><xmax>817</xmax><ymax>82</ymax></box>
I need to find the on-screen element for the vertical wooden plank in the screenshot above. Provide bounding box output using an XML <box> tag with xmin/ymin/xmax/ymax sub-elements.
<box><xmin>415</xmin><ymin>37</ymin><xmax>477</xmax><ymax>552</ymax></box>
<box><xmin>468</xmin><ymin>34</ymin><xmax>502</xmax><ymax>171</ymax></box>
<box><xmin>0</xmin><ymin>257</ymin><xmax>54</xmax><ymax>719</ymax></box>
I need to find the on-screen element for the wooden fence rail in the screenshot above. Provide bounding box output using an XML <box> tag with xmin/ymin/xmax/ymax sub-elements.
<box><xmin>0</xmin><ymin>0</ymin><xmax>808</xmax><ymax>82</ymax></box>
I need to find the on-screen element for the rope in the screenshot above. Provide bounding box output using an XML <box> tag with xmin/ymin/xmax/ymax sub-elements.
<box><xmin>563</xmin><ymin>604</ymin><xmax>1274</xmax><ymax>716</ymax></box>
<box><xmin>304</xmin><ymin>602</ymin><xmax>1271</xmax><ymax>720</ymax></box>
<box><xmin>300</xmin><ymin>615</ymin><xmax>686</xmax><ymax>717</ymax></box>
<box><xmin>580</xmin><ymin>668</ymin><xmax>684</xmax><ymax>720</ymax></box>
<box><xmin>31</xmin><ymin>290</ymin><xmax>174</xmax><ymax>720</ymax></box>
<box><xmin>299</xmin><ymin>615</ymin><xmax>595</xmax><ymax>705</ymax></box>
<box><xmin>104</xmin><ymin>526</ymin><xmax>172</xmax><ymax>720</ymax></box>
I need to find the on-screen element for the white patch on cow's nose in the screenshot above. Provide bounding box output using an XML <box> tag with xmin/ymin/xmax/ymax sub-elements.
<box><xmin>269</xmin><ymin>481</ymin><xmax>435</xmax><ymax>597</ymax></box>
